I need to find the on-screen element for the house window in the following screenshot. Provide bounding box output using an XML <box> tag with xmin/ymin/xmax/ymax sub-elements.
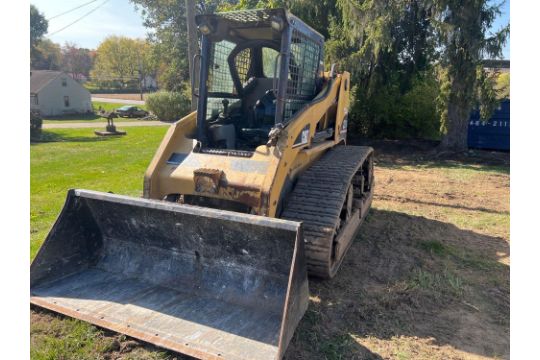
<box><xmin>62</xmin><ymin>78</ymin><xmax>67</xmax><ymax>87</ymax></box>
<box><xmin>31</xmin><ymin>95</ymin><xmax>38</xmax><ymax>105</ymax></box>
<box><xmin>64</xmin><ymin>96</ymin><xmax>70</xmax><ymax>107</ymax></box>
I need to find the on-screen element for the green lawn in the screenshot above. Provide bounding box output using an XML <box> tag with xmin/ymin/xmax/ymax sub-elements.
<box><xmin>92</xmin><ymin>101</ymin><xmax>147</xmax><ymax>112</ymax></box>
<box><xmin>42</xmin><ymin>101</ymin><xmax>148</xmax><ymax>124</ymax></box>
<box><xmin>30</xmin><ymin>126</ymin><xmax>167</xmax><ymax>259</ymax></box>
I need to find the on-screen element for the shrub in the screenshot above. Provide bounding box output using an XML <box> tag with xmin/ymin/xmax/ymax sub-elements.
<box><xmin>145</xmin><ymin>91</ymin><xmax>191</xmax><ymax>122</ymax></box>
<box><xmin>395</xmin><ymin>72</ymin><xmax>441</xmax><ymax>139</ymax></box>
<box><xmin>349</xmin><ymin>70</ymin><xmax>441</xmax><ymax>140</ymax></box>
<box><xmin>30</xmin><ymin>110</ymin><xmax>42</xmax><ymax>140</ymax></box>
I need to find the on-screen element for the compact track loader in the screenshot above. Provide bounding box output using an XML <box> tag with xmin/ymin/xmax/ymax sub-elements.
<box><xmin>30</xmin><ymin>9</ymin><xmax>374</xmax><ymax>360</ymax></box>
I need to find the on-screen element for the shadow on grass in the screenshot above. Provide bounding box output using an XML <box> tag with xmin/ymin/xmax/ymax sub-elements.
<box><xmin>378</xmin><ymin>158</ymin><xmax>510</xmax><ymax>175</ymax></box>
<box><xmin>31</xmin><ymin>130</ymin><xmax>116</xmax><ymax>144</ymax></box>
<box><xmin>285</xmin><ymin>209</ymin><xmax>509</xmax><ymax>359</ymax></box>
<box><xmin>375</xmin><ymin>194</ymin><xmax>510</xmax><ymax>215</ymax></box>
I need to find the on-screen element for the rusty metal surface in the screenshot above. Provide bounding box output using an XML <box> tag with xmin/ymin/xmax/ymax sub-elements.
<box><xmin>156</xmin><ymin>151</ymin><xmax>271</xmax><ymax>214</ymax></box>
<box><xmin>30</xmin><ymin>190</ymin><xmax>309</xmax><ymax>360</ymax></box>
<box><xmin>194</xmin><ymin>168</ymin><xmax>223</xmax><ymax>193</ymax></box>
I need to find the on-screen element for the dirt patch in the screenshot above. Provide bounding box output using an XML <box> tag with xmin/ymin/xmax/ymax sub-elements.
<box><xmin>285</xmin><ymin>210</ymin><xmax>509</xmax><ymax>359</ymax></box>
<box><xmin>30</xmin><ymin>140</ymin><xmax>509</xmax><ymax>360</ymax></box>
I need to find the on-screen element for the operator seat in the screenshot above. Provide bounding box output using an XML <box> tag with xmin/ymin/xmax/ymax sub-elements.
<box><xmin>240</xmin><ymin>77</ymin><xmax>276</xmax><ymax>142</ymax></box>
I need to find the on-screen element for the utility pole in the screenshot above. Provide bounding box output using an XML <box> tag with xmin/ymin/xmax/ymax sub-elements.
<box><xmin>185</xmin><ymin>0</ymin><xmax>198</xmax><ymax>111</ymax></box>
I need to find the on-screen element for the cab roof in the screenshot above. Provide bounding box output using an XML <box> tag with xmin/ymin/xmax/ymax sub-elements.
<box><xmin>195</xmin><ymin>8</ymin><xmax>324</xmax><ymax>44</ymax></box>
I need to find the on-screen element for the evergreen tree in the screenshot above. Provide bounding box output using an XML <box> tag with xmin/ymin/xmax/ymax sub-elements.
<box><xmin>431</xmin><ymin>0</ymin><xmax>509</xmax><ymax>150</ymax></box>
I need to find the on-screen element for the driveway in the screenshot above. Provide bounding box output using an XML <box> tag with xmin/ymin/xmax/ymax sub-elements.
<box><xmin>43</xmin><ymin>121</ymin><xmax>170</xmax><ymax>129</ymax></box>
<box><xmin>92</xmin><ymin>97</ymin><xmax>145</xmax><ymax>105</ymax></box>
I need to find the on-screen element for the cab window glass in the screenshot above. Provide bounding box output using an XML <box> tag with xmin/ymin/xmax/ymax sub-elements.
<box><xmin>262</xmin><ymin>47</ymin><xmax>279</xmax><ymax>78</ymax></box>
<box><xmin>208</xmin><ymin>40</ymin><xmax>236</xmax><ymax>94</ymax></box>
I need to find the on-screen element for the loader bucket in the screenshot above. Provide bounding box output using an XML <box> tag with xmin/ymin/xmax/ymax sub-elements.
<box><xmin>31</xmin><ymin>190</ymin><xmax>309</xmax><ymax>360</ymax></box>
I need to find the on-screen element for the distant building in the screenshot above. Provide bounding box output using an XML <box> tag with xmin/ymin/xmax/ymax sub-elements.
<box><xmin>142</xmin><ymin>75</ymin><xmax>157</xmax><ymax>90</ymax></box>
<box><xmin>30</xmin><ymin>70</ymin><xmax>92</xmax><ymax>116</ymax></box>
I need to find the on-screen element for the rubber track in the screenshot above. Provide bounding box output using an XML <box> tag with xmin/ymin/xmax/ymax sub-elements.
<box><xmin>281</xmin><ymin>145</ymin><xmax>372</xmax><ymax>278</ymax></box>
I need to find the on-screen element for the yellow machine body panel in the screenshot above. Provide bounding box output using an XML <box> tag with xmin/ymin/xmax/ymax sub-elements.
<box><xmin>144</xmin><ymin>72</ymin><xmax>350</xmax><ymax>217</ymax></box>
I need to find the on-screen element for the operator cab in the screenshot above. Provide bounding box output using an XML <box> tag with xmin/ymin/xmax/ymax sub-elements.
<box><xmin>194</xmin><ymin>9</ymin><xmax>325</xmax><ymax>153</ymax></box>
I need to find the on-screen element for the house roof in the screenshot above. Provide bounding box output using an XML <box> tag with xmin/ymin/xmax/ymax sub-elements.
<box><xmin>30</xmin><ymin>70</ymin><xmax>63</xmax><ymax>94</ymax></box>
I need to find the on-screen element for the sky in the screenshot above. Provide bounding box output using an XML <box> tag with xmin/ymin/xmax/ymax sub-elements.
<box><xmin>490</xmin><ymin>0</ymin><xmax>510</xmax><ymax>59</ymax></box>
<box><xmin>32</xmin><ymin>0</ymin><xmax>149</xmax><ymax>49</ymax></box>
<box><xmin>32</xmin><ymin>0</ymin><xmax>510</xmax><ymax>59</ymax></box>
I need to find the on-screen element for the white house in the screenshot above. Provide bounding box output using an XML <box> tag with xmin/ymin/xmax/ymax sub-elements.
<box><xmin>30</xmin><ymin>70</ymin><xmax>92</xmax><ymax>116</ymax></box>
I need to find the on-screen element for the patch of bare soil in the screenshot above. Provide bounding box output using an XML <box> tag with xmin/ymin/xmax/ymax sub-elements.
<box><xmin>286</xmin><ymin>210</ymin><xmax>509</xmax><ymax>360</ymax></box>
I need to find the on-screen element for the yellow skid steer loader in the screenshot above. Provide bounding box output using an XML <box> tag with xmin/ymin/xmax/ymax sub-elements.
<box><xmin>30</xmin><ymin>9</ymin><xmax>374</xmax><ymax>360</ymax></box>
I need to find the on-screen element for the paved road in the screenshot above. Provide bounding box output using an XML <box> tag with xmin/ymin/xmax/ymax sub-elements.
<box><xmin>92</xmin><ymin>97</ymin><xmax>145</xmax><ymax>105</ymax></box>
<box><xmin>43</xmin><ymin>121</ymin><xmax>170</xmax><ymax>129</ymax></box>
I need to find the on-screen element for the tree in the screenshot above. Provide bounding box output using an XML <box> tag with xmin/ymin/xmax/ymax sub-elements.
<box><xmin>91</xmin><ymin>36</ymin><xmax>156</xmax><ymax>89</ymax></box>
<box><xmin>326</xmin><ymin>0</ymin><xmax>437</xmax><ymax>138</ymax></box>
<box><xmin>135</xmin><ymin>40</ymin><xmax>158</xmax><ymax>97</ymax></box>
<box><xmin>431</xmin><ymin>0</ymin><xmax>509</xmax><ymax>151</ymax></box>
<box><xmin>30</xmin><ymin>4</ymin><xmax>48</xmax><ymax>68</ymax></box>
<box><xmin>130</xmin><ymin>0</ymin><xmax>192</xmax><ymax>91</ymax></box>
<box><xmin>32</xmin><ymin>39</ymin><xmax>62</xmax><ymax>70</ymax></box>
<box><xmin>186</xmin><ymin>0</ymin><xmax>198</xmax><ymax>110</ymax></box>
<box><xmin>219</xmin><ymin>0</ymin><xmax>338</xmax><ymax>38</ymax></box>
<box><xmin>30</xmin><ymin>4</ymin><xmax>48</xmax><ymax>48</ymax></box>
<box><xmin>329</xmin><ymin>0</ymin><xmax>508</xmax><ymax>146</ymax></box>
<box><xmin>130</xmin><ymin>0</ymin><xmax>239</xmax><ymax>91</ymax></box>
<box><xmin>62</xmin><ymin>43</ymin><xmax>94</xmax><ymax>81</ymax></box>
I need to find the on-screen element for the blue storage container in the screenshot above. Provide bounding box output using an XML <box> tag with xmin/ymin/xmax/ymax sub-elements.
<box><xmin>467</xmin><ymin>99</ymin><xmax>510</xmax><ymax>151</ymax></box>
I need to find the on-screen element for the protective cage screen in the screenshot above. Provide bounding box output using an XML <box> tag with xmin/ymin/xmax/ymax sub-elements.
<box><xmin>207</xmin><ymin>40</ymin><xmax>241</xmax><ymax>119</ymax></box>
<box><xmin>284</xmin><ymin>28</ymin><xmax>321</xmax><ymax>122</ymax></box>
